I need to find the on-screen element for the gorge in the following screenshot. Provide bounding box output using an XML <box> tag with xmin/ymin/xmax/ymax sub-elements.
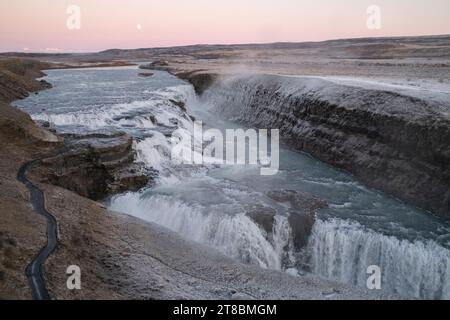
<box><xmin>11</xmin><ymin>65</ymin><xmax>449</xmax><ymax>299</ymax></box>
<box><xmin>1</xmin><ymin>35</ymin><xmax>450</xmax><ymax>300</ymax></box>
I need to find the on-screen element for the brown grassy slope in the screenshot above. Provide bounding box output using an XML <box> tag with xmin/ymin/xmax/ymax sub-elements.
<box><xmin>0</xmin><ymin>103</ymin><xmax>58</xmax><ymax>299</ymax></box>
<box><xmin>0</xmin><ymin>58</ymin><xmax>59</xmax><ymax>299</ymax></box>
<box><xmin>0</xmin><ymin>57</ymin><xmax>124</xmax><ymax>299</ymax></box>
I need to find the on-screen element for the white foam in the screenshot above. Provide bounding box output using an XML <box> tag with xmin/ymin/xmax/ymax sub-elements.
<box><xmin>110</xmin><ymin>193</ymin><xmax>290</xmax><ymax>269</ymax></box>
<box><xmin>307</xmin><ymin>218</ymin><xmax>450</xmax><ymax>299</ymax></box>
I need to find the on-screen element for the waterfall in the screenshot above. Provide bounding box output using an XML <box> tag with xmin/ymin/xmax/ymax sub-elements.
<box><xmin>307</xmin><ymin>218</ymin><xmax>450</xmax><ymax>299</ymax></box>
<box><xmin>110</xmin><ymin>193</ymin><xmax>293</xmax><ymax>270</ymax></box>
<box><xmin>24</xmin><ymin>68</ymin><xmax>449</xmax><ymax>299</ymax></box>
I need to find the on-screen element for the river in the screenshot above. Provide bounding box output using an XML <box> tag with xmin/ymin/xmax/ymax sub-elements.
<box><xmin>14</xmin><ymin>66</ymin><xmax>450</xmax><ymax>299</ymax></box>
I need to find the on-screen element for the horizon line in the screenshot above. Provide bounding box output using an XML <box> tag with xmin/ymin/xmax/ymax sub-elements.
<box><xmin>1</xmin><ymin>33</ymin><xmax>450</xmax><ymax>55</ymax></box>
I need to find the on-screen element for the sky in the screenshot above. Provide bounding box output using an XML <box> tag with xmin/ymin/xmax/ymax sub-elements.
<box><xmin>0</xmin><ymin>0</ymin><xmax>450</xmax><ymax>52</ymax></box>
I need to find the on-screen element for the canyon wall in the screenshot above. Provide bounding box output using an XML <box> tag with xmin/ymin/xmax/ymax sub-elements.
<box><xmin>202</xmin><ymin>74</ymin><xmax>450</xmax><ymax>218</ymax></box>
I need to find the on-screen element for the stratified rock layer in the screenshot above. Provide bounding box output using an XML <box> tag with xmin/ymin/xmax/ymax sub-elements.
<box><xmin>32</xmin><ymin>132</ymin><xmax>149</xmax><ymax>200</ymax></box>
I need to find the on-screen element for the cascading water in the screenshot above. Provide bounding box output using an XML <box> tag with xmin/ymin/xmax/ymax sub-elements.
<box><xmin>307</xmin><ymin>218</ymin><xmax>450</xmax><ymax>299</ymax></box>
<box><xmin>192</xmin><ymin>75</ymin><xmax>450</xmax><ymax>299</ymax></box>
<box><xmin>110</xmin><ymin>192</ymin><xmax>291</xmax><ymax>269</ymax></box>
<box><xmin>15</xmin><ymin>66</ymin><xmax>450</xmax><ymax>299</ymax></box>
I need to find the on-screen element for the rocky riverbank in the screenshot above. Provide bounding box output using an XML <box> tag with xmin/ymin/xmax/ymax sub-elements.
<box><xmin>0</xmin><ymin>58</ymin><xmax>148</xmax><ymax>298</ymax></box>
<box><xmin>0</xmin><ymin>58</ymin><xmax>53</xmax><ymax>103</ymax></box>
<box><xmin>30</xmin><ymin>131</ymin><xmax>149</xmax><ymax>201</ymax></box>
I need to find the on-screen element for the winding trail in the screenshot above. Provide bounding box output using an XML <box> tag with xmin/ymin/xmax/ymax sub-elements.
<box><xmin>17</xmin><ymin>160</ymin><xmax>59</xmax><ymax>300</ymax></box>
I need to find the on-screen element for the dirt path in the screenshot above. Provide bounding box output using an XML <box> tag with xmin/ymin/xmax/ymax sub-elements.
<box><xmin>17</xmin><ymin>160</ymin><xmax>58</xmax><ymax>300</ymax></box>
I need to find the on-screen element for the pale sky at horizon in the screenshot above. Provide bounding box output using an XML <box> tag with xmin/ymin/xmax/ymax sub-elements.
<box><xmin>1</xmin><ymin>0</ymin><xmax>450</xmax><ymax>52</ymax></box>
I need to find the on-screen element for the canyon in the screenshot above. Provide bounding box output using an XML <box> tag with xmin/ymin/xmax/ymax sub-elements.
<box><xmin>1</xmin><ymin>35</ymin><xmax>450</xmax><ymax>299</ymax></box>
<box><xmin>0</xmin><ymin>57</ymin><xmax>393</xmax><ymax>300</ymax></box>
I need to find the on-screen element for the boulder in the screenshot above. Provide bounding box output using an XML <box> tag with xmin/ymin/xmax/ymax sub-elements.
<box><xmin>139</xmin><ymin>60</ymin><xmax>169</xmax><ymax>70</ymax></box>
<box><xmin>138</xmin><ymin>72</ymin><xmax>153</xmax><ymax>78</ymax></box>
<box><xmin>169</xmin><ymin>99</ymin><xmax>186</xmax><ymax>111</ymax></box>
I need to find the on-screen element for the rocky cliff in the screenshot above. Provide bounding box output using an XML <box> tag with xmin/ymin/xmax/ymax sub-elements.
<box><xmin>202</xmin><ymin>74</ymin><xmax>450</xmax><ymax>218</ymax></box>
<box><xmin>30</xmin><ymin>132</ymin><xmax>149</xmax><ymax>200</ymax></box>
<box><xmin>0</xmin><ymin>58</ymin><xmax>52</xmax><ymax>103</ymax></box>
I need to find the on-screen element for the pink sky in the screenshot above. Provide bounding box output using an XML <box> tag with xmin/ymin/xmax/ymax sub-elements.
<box><xmin>1</xmin><ymin>0</ymin><xmax>450</xmax><ymax>52</ymax></box>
